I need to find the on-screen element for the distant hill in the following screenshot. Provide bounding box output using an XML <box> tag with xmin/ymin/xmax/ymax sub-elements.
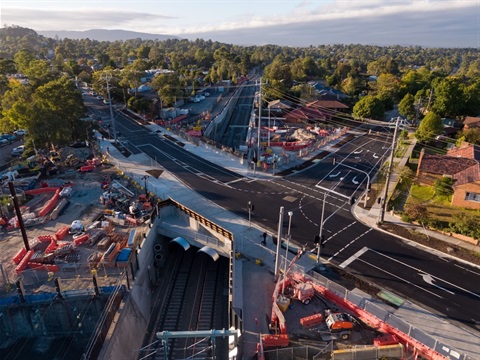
<box><xmin>38</xmin><ymin>29</ymin><xmax>181</xmax><ymax>42</ymax></box>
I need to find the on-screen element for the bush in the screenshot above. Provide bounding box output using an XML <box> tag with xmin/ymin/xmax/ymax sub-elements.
<box><xmin>449</xmin><ymin>212</ymin><xmax>480</xmax><ymax>240</ymax></box>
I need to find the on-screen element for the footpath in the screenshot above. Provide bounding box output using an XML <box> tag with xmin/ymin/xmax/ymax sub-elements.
<box><xmin>99</xmin><ymin>126</ymin><xmax>480</xmax><ymax>360</ymax></box>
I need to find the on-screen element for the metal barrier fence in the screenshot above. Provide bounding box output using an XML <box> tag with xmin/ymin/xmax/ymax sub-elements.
<box><xmin>308</xmin><ymin>271</ymin><xmax>471</xmax><ymax>360</ymax></box>
<box><xmin>263</xmin><ymin>343</ymin><xmax>333</xmax><ymax>360</ymax></box>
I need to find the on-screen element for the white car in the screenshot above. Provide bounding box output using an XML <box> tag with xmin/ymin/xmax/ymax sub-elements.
<box><xmin>11</xmin><ymin>145</ymin><xmax>25</xmax><ymax>156</ymax></box>
<box><xmin>14</xmin><ymin>129</ymin><xmax>27</xmax><ymax>136</ymax></box>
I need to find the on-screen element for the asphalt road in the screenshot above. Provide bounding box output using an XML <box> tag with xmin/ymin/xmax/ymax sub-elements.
<box><xmin>91</xmin><ymin>104</ymin><xmax>480</xmax><ymax>332</ymax></box>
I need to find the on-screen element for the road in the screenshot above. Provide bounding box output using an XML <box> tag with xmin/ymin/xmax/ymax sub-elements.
<box><xmin>89</xmin><ymin>102</ymin><xmax>480</xmax><ymax>332</ymax></box>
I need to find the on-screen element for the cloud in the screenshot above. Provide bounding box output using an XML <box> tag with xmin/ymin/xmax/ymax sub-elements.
<box><xmin>1</xmin><ymin>1</ymin><xmax>479</xmax><ymax>47</ymax></box>
<box><xmin>0</xmin><ymin>8</ymin><xmax>175</xmax><ymax>32</ymax></box>
<box><xmin>185</xmin><ymin>4</ymin><xmax>480</xmax><ymax>48</ymax></box>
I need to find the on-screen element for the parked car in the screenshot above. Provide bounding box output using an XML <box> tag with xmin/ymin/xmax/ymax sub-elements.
<box><xmin>103</xmin><ymin>99</ymin><xmax>110</xmax><ymax>105</ymax></box>
<box><xmin>1</xmin><ymin>133</ymin><xmax>16</xmax><ymax>142</ymax></box>
<box><xmin>11</xmin><ymin>145</ymin><xmax>25</xmax><ymax>156</ymax></box>
<box><xmin>14</xmin><ymin>129</ymin><xmax>27</xmax><ymax>136</ymax></box>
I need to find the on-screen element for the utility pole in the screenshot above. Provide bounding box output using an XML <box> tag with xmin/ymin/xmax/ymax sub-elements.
<box><xmin>379</xmin><ymin>117</ymin><xmax>400</xmax><ymax>224</ymax></box>
<box><xmin>257</xmin><ymin>78</ymin><xmax>262</xmax><ymax>158</ymax></box>
<box><xmin>105</xmin><ymin>72</ymin><xmax>117</xmax><ymax>144</ymax></box>
<box><xmin>426</xmin><ymin>89</ymin><xmax>434</xmax><ymax>113</ymax></box>
<box><xmin>9</xmin><ymin>182</ymin><xmax>29</xmax><ymax>251</ymax></box>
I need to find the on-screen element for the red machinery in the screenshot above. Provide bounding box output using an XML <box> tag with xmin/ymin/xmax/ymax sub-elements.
<box><xmin>325</xmin><ymin>311</ymin><xmax>354</xmax><ymax>340</ymax></box>
<box><xmin>263</xmin><ymin>247</ymin><xmax>313</xmax><ymax>349</ymax></box>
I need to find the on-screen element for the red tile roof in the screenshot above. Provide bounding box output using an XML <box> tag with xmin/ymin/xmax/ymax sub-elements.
<box><xmin>419</xmin><ymin>154</ymin><xmax>480</xmax><ymax>185</ymax></box>
<box><xmin>463</xmin><ymin>116</ymin><xmax>480</xmax><ymax>128</ymax></box>
<box><xmin>447</xmin><ymin>143</ymin><xmax>480</xmax><ymax>161</ymax></box>
<box><xmin>306</xmin><ymin>100</ymin><xmax>349</xmax><ymax>109</ymax></box>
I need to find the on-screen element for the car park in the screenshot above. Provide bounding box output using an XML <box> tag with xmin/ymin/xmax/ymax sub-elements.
<box><xmin>11</xmin><ymin>145</ymin><xmax>25</xmax><ymax>156</ymax></box>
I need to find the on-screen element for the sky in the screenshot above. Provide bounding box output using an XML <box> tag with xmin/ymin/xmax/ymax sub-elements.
<box><xmin>1</xmin><ymin>0</ymin><xmax>480</xmax><ymax>48</ymax></box>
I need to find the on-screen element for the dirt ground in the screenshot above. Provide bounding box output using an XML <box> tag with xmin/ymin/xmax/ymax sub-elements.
<box><xmin>0</xmin><ymin>164</ymin><xmax>145</xmax><ymax>296</ymax></box>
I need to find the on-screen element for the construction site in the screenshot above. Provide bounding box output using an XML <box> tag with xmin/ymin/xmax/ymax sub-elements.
<box><xmin>0</xmin><ymin>128</ymin><xmax>478</xmax><ymax>360</ymax></box>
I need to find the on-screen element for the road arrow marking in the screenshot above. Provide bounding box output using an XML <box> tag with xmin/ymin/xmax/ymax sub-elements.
<box><xmin>418</xmin><ymin>272</ymin><xmax>455</xmax><ymax>295</ymax></box>
<box><xmin>354</xmin><ymin>150</ymin><xmax>363</xmax><ymax>154</ymax></box>
<box><xmin>329</xmin><ymin>172</ymin><xmax>341</xmax><ymax>178</ymax></box>
<box><xmin>373</xmin><ymin>153</ymin><xmax>379</xmax><ymax>159</ymax></box>
<box><xmin>352</xmin><ymin>176</ymin><xmax>359</xmax><ymax>185</ymax></box>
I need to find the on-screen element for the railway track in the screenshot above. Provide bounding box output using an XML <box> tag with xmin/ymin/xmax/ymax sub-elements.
<box><xmin>153</xmin><ymin>244</ymin><xmax>229</xmax><ymax>360</ymax></box>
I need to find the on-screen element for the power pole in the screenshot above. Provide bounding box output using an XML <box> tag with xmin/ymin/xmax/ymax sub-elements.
<box><xmin>105</xmin><ymin>72</ymin><xmax>117</xmax><ymax>144</ymax></box>
<box><xmin>257</xmin><ymin>78</ymin><xmax>262</xmax><ymax>157</ymax></box>
<box><xmin>379</xmin><ymin>117</ymin><xmax>400</xmax><ymax>224</ymax></box>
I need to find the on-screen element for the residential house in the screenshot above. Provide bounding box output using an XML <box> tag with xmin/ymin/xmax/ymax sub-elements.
<box><xmin>463</xmin><ymin>116</ymin><xmax>480</xmax><ymax>130</ymax></box>
<box><xmin>284</xmin><ymin>106</ymin><xmax>327</xmax><ymax>125</ymax></box>
<box><xmin>416</xmin><ymin>144</ymin><xmax>480</xmax><ymax>209</ymax></box>
<box><xmin>306</xmin><ymin>100</ymin><xmax>349</xmax><ymax>121</ymax></box>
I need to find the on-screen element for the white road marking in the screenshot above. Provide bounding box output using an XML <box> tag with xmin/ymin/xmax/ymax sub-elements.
<box><xmin>418</xmin><ymin>272</ymin><xmax>455</xmax><ymax>295</ymax></box>
<box><xmin>329</xmin><ymin>172</ymin><xmax>341</xmax><ymax>178</ymax></box>
<box><xmin>373</xmin><ymin>153</ymin><xmax>379</xmax><ymax>159</ymax></box>
<box><xmin>339</xmin><ymin>246</ymin><xmax>369</xmax><ymax>268</ymax></box>
<box><xmin>369</xmin><ymin>249</ymin><xmax>480</xmax><ymax>299</ymax></box>
<box><xmin>328</xmin><ymin>227</ymin><xmax>371</xmax><ymax>261</ymax></box>
<box><xmin>352</xmin><ymin>176</ymin><xmax>359</xmax><ymax>185</ymax></box>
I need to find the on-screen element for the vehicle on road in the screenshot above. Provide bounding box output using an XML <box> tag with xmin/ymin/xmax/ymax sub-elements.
<box><xmin>96</xmin><ymin>95</ymin><xmax>103</xmax><ymax>100</ymax></box>
<box><xmin>103</xmin><ymin>99</ymin><xmax>110</xmax><ymax>105</ymax></box>
<box><xmin>11</xmin><ymin>145</ymin><xmax>25</xmax><ymax>156</ymax></box>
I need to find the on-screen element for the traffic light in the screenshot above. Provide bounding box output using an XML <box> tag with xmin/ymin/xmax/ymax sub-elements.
<box><xmin>367</xmin><ymin>183</ymin><xmax>371</xmax><ymax>192</ymax></box>
<box><xmin>350</xmin><ymin>197</ymin><xmax>355</xmax><ymax>205</ymax></box>
<box><xmin>248</xmin><ymin>201</ymin><xmax>254</xmax><ymax>212</ymax></box>
<box><xmin>314</xmin><ymin>234</ymin><xmax>320</xmax><ymax>244</ymax></box>
<box><xmin>377</xmin><ymin>197</ymin><xmax>382</xmax><ymax>204</ymax></box>
<box><xmin>321</xmin><ymin>235</ymin><xmax>325</xmax><ymax>248</ymax></box>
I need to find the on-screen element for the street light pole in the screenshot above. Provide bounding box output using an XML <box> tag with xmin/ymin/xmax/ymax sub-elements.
<box><xmin>317</xmin><ymin>192</ymin><xmax>327</xmax><ymax>264</ymax></box>
<box><xmin>283</xmin><ymin>211</ymin><xmax>293</xmax><ymax>291</ymax></box>
<box><xmin>274</xmin><ymin>206</ymin><xmax>284</xmax><ymax>280</ymax></box>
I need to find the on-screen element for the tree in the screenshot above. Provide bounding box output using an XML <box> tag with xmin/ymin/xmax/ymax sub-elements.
<box><xmin>352</xmin><ymin>95</ymin><xmax>385</xmax><ymax>120</ymax></box>
<box><xmin>415</xmin><ymin>111</ymin><xmax>443</xmax><ymax>143</ymax></box>
<box><xmin>431</xmin><ymin>77</ymin><xmax>465</xmax><ymax>118</ymax></box>
<box><xmin>434</xmin><ymin>177</ymin><xmax>454</xmax><ymax>197</ymax></box>
<box><xmin>398</xmin><ymin>93</ymin><xmax>416</xmax><ymax>120</ymax></box>
<box><xmin>457</xmin><ymin>128</ymin><xmax>480</xmax><ymax>145</ymax></box>
<box><xmin>449</xmin><ymin>212</ymin><xmax>480</xmax><ymax>239</ymax></box>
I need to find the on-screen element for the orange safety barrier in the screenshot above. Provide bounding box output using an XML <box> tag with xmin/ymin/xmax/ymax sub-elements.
<box><xmin>38</xmin><ymin>189</ymin><xmax>61</xmax><ymax>217</ymax></box>
<box><xmin>55</xmin><ymin>225</ymin><xmax>69</xmax><ymax>240</ymax></box>
<box><xmin>25</xmin><ymin>187</ymin><xmax>60</xmax><ymax>195</ymax></box>
<box><xmin>45</xmin><ymin>240</ymin><xmax>58</xmax><ymax>254</ymax></box>
<box><xmin>15</xmin><ymin>250</ymin><xmax>34</xmax><ymax>274</ymax></box>
<box><xmin>261</xmin><ymin>334</ymin><xmax>289</xmax><ymax>348</ymax></box>
<box><xmin>12</xmin><ymin>248</ymin><xmax>27</xmax><ymax>264</ymax></box>
<box><xmin>80</xmin><ymin>165</ymin><xmax>95</xmax><ymax>172</ymax></box>
<box><xmin>27</xmin><ymin>262</ymin><xmax>44</xmax><ymax>270</ymax></box>
<box><xmin>73</xmin><ymin>234</ymin><xmax>90</xmax><ymax>246</ymax></box>
<box><xmin>300</xmin><ymin>313</ymin><xmax>323</xmax><ymax>328</ymax></box>
<box><xmin>37</xmin><ymin>235</ymin><xmax>55</xmax><ymax>243</ymax></box>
